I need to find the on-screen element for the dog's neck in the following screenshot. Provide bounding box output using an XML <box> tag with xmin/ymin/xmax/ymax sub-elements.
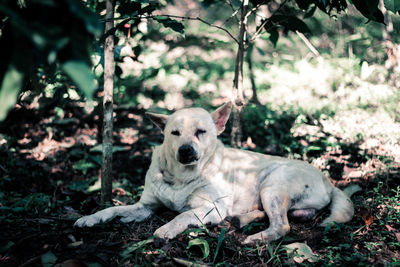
<box><xmin>160</xmin><ymin>141</ymin><xmax>223</xmax><ymax>185</ymax></box>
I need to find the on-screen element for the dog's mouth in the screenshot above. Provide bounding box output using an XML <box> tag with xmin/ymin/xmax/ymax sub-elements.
<box><xmin>178</xmin><ymin>156</ymin><xmax>199</xmax><ymax>165</ymax></box>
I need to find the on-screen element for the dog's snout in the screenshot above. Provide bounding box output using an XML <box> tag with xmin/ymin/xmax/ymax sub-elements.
<box><xmin>178</xmin><ymin>144</ymin><xmax>198</xmax><ymax>164</ymax></box>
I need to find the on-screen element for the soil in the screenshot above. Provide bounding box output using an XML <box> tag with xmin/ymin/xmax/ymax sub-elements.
<box><xmin>0</xmin><ymin>100</ymin><xmax>399</xmax><ymax>266</ymax></box>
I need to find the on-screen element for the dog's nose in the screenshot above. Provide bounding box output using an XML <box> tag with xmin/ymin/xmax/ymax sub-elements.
<box><xmin>178</xmin><ymin>144</ymin><xmax>195</xmax><ymax>156</ymax></box>
<box><xmin>178</xmin><ymin>144</ymin><xmax>197</xmax><ymax>164</ymax></box>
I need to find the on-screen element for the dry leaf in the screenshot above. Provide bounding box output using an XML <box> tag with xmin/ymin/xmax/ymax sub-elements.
<box><xmin>358</xmin><ymin>207</ymin><xmax>373</xmax><ymax>229</ymax></box>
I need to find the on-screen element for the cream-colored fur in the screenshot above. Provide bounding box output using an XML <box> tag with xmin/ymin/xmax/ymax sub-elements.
<box><xmin>74</xmin><ymin>103</ymin><xmax>354</xmax><ymax>244</ymax></box>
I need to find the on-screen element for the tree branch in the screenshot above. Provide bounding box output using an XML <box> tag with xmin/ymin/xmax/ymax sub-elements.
<box><xmin>248</xmin><ymin>0</ymin><xmax>288</xmax><ymax>44</ymax></box>
<box><xmin>107</xmin><ymin>14</ymin><xmax>239</xmax><ymax>44</ymax></box>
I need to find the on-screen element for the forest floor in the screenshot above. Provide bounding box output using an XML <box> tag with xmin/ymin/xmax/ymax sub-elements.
<box><xmin>0</xmin><ymin>93</ymin><xmax>399</xmax><ymax>266</ymax></box>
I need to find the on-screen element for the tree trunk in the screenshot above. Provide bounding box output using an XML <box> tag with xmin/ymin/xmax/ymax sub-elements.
<box><xmin>231</xmin><ymin>0</ymin><xmax>249</xmax><ymax>148</ymax></box>
<box><xmin>101</xmin><ymin>0</ymin><xmax>115</xmax><ymax>206</ymax></box>
<box><xmin>246</xmin><ymin>43</ymin><xmax>260</xmax><ymax>105</ymax></box>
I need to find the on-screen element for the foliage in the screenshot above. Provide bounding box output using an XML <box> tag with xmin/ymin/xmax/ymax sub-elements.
<box><xmin>0</xmin><ymin>0</ymin><xmax>101</xmax><ymax>120</ymax></box>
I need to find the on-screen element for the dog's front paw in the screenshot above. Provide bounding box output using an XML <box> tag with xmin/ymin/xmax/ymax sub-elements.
<box><xmin>74</xmin><ymin>215</ymin><xmax>101</xmax><ymax>227</ymax></box>
<box><xmin>154</xmin><ymin>225</ymin><xmax>177</xmax><ymax>240</ymax></box>
<box><xmin>74</xmin><ymin>209</ymin><xmax>115</xmax><ymax>227</ymax></box>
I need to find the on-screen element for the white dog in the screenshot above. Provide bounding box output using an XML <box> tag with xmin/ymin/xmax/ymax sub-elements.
<box><xmin>75</xmin><ymin>102</ymin><xmax>354</xmax><ymax>244</ymax></box>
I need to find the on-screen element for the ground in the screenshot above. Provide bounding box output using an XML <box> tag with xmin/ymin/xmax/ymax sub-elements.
<box><xmin>0</xmin><ymin>93</ymin><xmax>399</xmax><ymax>266</ymax></box>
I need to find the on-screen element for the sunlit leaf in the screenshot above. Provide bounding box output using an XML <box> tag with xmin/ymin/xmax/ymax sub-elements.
<box><xmin>62</xmin><ymin>61</ymin><xmax>97</xmax><ymax>99</ymax></box>
<box><xmin>90</xmin><ymin>144</ymin><xmax>130</xmax><ymax>154</ymax></box>
<box><xmin>0</xmin><ymin>65</ymin><xmax>24</xmax><ymax>121</ymax></box>
<box><xmin>284</xmin><ymin>242</ymin><xmax>319</xmax><ymax>263</ymax></box>
<box><xmin>187</xmin><ymin>238</ymin><xmax>210</xmax><ymax>260</ymax></box>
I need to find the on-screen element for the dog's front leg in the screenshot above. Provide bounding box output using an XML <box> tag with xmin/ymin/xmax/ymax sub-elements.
<box><xmin>74</xmin><ymin>202</ymin><xmax>153</xmax><ymax>227</ymax></box>
<box><xmin>154</xmin><ymin>206</ymin><xmax>227</xmax><ymax>239</ymax></box>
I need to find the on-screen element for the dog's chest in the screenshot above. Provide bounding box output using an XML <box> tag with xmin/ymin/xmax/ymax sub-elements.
<box><xmin>151</xmin><ymin>176</ymin><xmax>207</xmax><ymax>212</ymax></box>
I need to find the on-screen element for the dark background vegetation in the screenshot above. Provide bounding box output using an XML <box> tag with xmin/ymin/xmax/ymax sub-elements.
<box><xmin>0</xmin><ymin>0</ymin><xmax>399</xmax><ymax>266</ymax></box>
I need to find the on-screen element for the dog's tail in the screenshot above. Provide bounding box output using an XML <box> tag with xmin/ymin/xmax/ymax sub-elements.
<box><xmin>320</xmin><ymin>184</ymin><xmax>361</xmax><ymax>226</ymax></box>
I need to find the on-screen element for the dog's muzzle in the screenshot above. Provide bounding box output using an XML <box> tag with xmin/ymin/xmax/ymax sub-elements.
<box><xmin>177</xmin><ymin>144</ymin><xmax>198</xmax><ymax>165</ymax></box>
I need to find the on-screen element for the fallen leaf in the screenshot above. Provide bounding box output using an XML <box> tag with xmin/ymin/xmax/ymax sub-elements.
<box><xmin>284</xmin><ymin>242</ymin><xmax>319</xmax><ymax>263</ymax></box>
<box><xmin>358</xmin><ymin>207</ymin><xmax>373</xmax><ymax>229</ymax></box>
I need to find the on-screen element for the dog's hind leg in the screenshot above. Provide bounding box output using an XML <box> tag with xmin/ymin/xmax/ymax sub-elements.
<box><xmin>242</xmin><ymin>188</ymin><xmax>290</xmax><ymax>244</ymax></box>
<box><xmin>223</xmin><ymin>210</ymin><xmax>266</xmax><ymax>229</ymax></box>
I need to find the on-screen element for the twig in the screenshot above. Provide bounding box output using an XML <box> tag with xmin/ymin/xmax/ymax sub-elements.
<box><xmin>222</xmin><ymin>8</ymin><xmax>240</xmax><ymax>26</ymax></box>
<box><xmin>245</xmin><ymin>0</ymin><xmax>269</xmax><ymax>19</ymax></box>
<box><xmin>296</xmin><ymin>30</ymin><xmax>320</xmax><ymax>57</ymax></box>
<box><xmin>224</xmin><ymin>0</ymin><xmax>240</xmax><ymax>22</ymax></box>
<box><xmin>105</xmin><ymin>14</ymin><xmax>239</xmax><ymax>44</ymax></box>
<box><xmin>0</xmin><ymin>163</ymin><xmax>8</xmax><ymax>173</ymax></box>
<box><xmin>248</xmin><ymin>0</ymin><xmax>288</xmax><ymax>44</ymax></box>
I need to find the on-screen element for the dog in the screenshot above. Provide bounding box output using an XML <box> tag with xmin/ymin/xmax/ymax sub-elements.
<box><xmin>74</xmin><ymin>102</ymin><xmax>355</xmax><ymax>244</ymax></box>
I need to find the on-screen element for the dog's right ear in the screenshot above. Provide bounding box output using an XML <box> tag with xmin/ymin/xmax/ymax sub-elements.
<box><xmin>145</xmin><ymin>112</ymin><xmax>169</xmax><ymax>132</ymax></box>
<box><xmin>211</xmin><ymin>102</ymin><xmax>232</xmax><ymax>135</ymax></box>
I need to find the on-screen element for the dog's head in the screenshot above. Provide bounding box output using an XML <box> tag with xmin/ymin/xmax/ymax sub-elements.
<box><xmin>146</xmin><ymin>102</ymin><xmax>232</xmax><ymax>166</ymax></box>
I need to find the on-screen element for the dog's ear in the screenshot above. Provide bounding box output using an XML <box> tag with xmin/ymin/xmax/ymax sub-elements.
<box><xmin>146</xmin><ymin>112</ymin><xmax>169</xmax><ymax>132</ymax></box>
<box><xmin>211</xmin><ymin>102</ymin><xmax>232</xmax><ymax>135</ymax></box>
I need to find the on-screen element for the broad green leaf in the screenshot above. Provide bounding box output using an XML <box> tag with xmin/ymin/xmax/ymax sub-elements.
<box><xmin>66</xmin><ymin>0</ymin><xmax>102</xmax><ymax>36</ymax></box>
<box><xmin>154</xmin><ymin>16</ymin><xmax>185</xmax><ymax>35</ymax></box>
<box><xmin>73</xmin><ymin>159</ymin><xmax>97</xmax><ymax>175</ymax></box>
<box><xmin>269</xmin><ymin>28</ymin><xmax>279</xmax><ymax>47</ymax></box>
<box><xmin>41</xmin><ymin>251</ymin><xmax>58</xmax><ymax>267</ymax></box>
<box><xmin>62</xmin><ymin>61</ymin><xmax>97</xmax><ymax>99</ymax></box>
<box><xmin>0</xmin><ymin>65</ymin><xmax>24</xmax><ymax>121</ymax></box>
<box><xmin>352</xmin><ymin>0</ymin><xmax>385</xmax><ymax>23</ymax></box>
<box><xmin>187</xmin><ymin>238</ymin><xmax>210</xmax><ymax>260</ymax></box>
<box><xmin>384</xmin><ymin>0</ymin><xmax>400</xmax><ymax>13</ymax></box>
<box><xmin>284</xmin><ymin>242</ymin><xmax>319</xmax><ymax>263</ymax></box>
<box><xmin>268</xmin><ymin>15</ymin><xmax>311</xmax><ymax>33</ymax></box>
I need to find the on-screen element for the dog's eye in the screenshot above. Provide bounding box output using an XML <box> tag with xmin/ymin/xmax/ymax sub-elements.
<box><xmin>171</xmin><ymin>130</ymin><xmax>180</xmax><ymax>136</ymax></box>
<box><xmin>195</xmin><ymin>129</ymin><xmax>206</xmax><ymax>137</ymax></box>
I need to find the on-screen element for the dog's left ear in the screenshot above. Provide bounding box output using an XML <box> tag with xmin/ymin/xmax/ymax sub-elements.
<box><xmin>146</xmin><ymin>112</ymin><xmax>169</xmax><ymax>132</ymax></box>
<box><xmin>211</xmin><ymin>102</ymin><xmax>232</xmax><ymax>135</ymax></box>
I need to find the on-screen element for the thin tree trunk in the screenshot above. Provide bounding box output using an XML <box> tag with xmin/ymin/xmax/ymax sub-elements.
<box><xmin>102</xmin><ymin>0</ymin><xmax>115</xmax><ymax>206</ymax></box>
<box><xmin>246</xmin><ymin>43</ymin><xmax>260</xmax><ymax>105</ymax></box>
<box><xmin>231</xmin><ymin>0</ymin><xmax>249</xmax><ymax>148</ymax></box>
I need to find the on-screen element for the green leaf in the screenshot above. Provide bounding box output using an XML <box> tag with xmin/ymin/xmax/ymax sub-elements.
<box><xmin>0</xmin><ymin>65</ymin><xmax>24</xmax><ymax>121</ymax></box>
<box><xmin>213</xmin><ymin>228</ymin><xmax>226</xmax><ymax>262</ymax></box>
<box><xmin>269</xmin><ymin>28</ymin><xmax>279</xmax><ymax>47</ymax></box>
<box><xmin>154</xmin><ymin>16</ymin><xmax>185</xmax><ymax>34</ymax></box>
<box><xmin>187</xmin><ymin>238</ymin><xmax>210</xmax><ymax>260</ymax></box>
<box><xmin>304</xmin><ymin>5</ymin><xmax>317</xmax><ymax>18</ymax></box>
<box><xmin>284</xmin><ymin>242</ymin><xmax>319</xmax><ymax>263</ymax></box>
<box><xmin>41</xmin><ymin>251</ymin><xmax>58</xmax><ymax>267</ymax></box>
<box><xmin>121</xmin><ymin>238</ymin><xmax>154</xmax><ymax>258</ymax></box>
<box><xmin>73</xmin><ymin>159</ymin><xmax>97</xmax><ymax>175</ymax></box>
<box><xmin>351</xmin><ymin>0</ymin><xmax>385</xmax><ymax>23</ymax></box>
<box><xmin>268</xmin><ymin>15</ymin><xmax>311</xmax><ymax>33</ymax></box>
<box><xmin>62</xmin><ymin>61</ymin><xmax>97</xmax><ymax>99</ymax></box>
<box><xmin>66</xmin><ymin>0</ymin><xmax>102</xmax><ymax>36</ymax></box>
<box><xmin>89</xmin><ymin>144</ymin><xmax>130</xmax><ymax>154</ymax></box>
<box><xmin>384</xmin><ymin>0</ymin><xmax>400</xmax><ymax>13</ymax></box>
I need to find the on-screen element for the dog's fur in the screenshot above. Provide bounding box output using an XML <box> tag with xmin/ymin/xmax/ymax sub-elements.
<box><xmin>74</xmin><ymin>103</ymin><xmax>354</xmax><ymax>244</ymax></box>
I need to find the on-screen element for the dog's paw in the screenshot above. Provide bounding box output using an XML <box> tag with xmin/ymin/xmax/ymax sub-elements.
<box><xmin>74</xmin><ymin>209</ymin><xmax>115</xmax><ymax>227</ymax></box>
<box><xmin>74</xmin><ymin>215</ymin><xmax>100</xmax><ymax>227</ymax></box>
<box><xmin>154</xmin><ymin>225</ymin><xmax>177</xmax><ymax>240</ymax></box>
